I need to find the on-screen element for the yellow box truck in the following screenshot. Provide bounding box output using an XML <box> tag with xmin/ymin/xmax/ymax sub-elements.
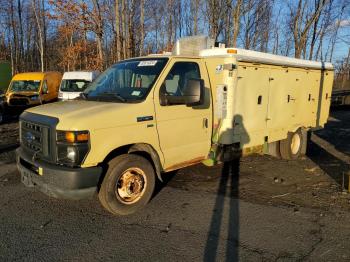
<box><xmin>6</xmin><ymin>72</ymin><xmax>62</xmax><ymax>107</ymax></box>
<box><xmin>16</xmin><ymin>36</ymin><xmax>334</xmax><ymax>215</ymax></box>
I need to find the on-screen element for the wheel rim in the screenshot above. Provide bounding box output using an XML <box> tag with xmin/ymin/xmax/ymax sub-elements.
<box><xmin>291</xmin><ymin>133</ymin><xmax>301</xmax><ymax>155</ymax></box>
<box><xmin>115</xmin><ymin>167</ymin><xmax>147</xmax><ymax>204</ymax></box>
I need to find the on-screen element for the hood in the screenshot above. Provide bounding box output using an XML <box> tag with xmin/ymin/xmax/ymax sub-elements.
<box><xmin>26</xmin><ymin>100</ymin><xmax>153</xmax><ymax>131</ymax></box>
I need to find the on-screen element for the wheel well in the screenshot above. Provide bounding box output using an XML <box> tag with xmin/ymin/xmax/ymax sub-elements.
<box><xmin>291</xmin><ymin>126</ymin><xmax>307</xmax><ymax>133</ymax></box>
<box><xmin>128</xmin><ymin>144</ymin><xmax>163</xmax><ymax>182</ymax></box>
<box><xmin>103</xmin><ymin>144</ymin><xmax>132</xmax><ymax>164</ymax></box>
<box><xmin>101</xmin><ymin>143</ymin><xmax>163</xmax><ymax>182</ymax></box>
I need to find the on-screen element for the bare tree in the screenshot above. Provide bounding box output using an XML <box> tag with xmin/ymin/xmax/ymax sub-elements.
<box><xmin>139</xmin><ymin>0</ymin><xmax>144</xmax><ymax>56</ymax></box>
<box><xmin>289</xmin><ymin>0</ymin><xmax>328</xmax><ymax>58</ymax></box>
<box><xmin>31</xmin><ymin>0</ymin><xmax>45</xmax><ymax>72</ymax></box>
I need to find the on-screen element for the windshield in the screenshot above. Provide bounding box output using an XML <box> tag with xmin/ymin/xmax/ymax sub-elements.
<box><xmin>9</xmin><ymin>80</ymin><xmax>41</xmax><ymax>92</ymax></box>
<box><xmin>60</xmin><ymin>79</ymin><xmax>90</xmax><ymax>92</ymax></box>
<box><xmin>83</xmin><ymin>58</ymin><xmax>168</xmax><ymax>102</ymax></box>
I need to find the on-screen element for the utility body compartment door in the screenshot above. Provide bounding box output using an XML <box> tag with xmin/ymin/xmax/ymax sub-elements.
<box><xmin>153</xmin><ymin>58</ymin><xmax>212</xmax><ymax>170</ymax></box>
<box><xmin>234</xmin><ymin>65</ymin><xmax>270</xmax><ymax>147</ymax></box>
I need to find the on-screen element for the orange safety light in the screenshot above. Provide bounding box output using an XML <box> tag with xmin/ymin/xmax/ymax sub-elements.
<box><xmin>76</xmin><ymin>132</ymin><xmax>89</xmax><ymax>142</ymax></box>
<box><xmin>64</xmin><ymin>131</ymin><xmax>89</xmax><ymax>143</ymax></box>
<box><xmin>227</xmin><ymin>49</ymin><xmax>238</xmax><ymax>54</ymax></box>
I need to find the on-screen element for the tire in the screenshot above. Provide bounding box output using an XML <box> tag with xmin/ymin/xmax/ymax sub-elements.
<box><xmin>98</xmin><ymin>154</ymin><xmax>156</xmax><ymax>216</ymax></box>
<box><xmin>279</xmin><ymin>129</ymin><xmax>304</xmax><ymax>160</ymax></box>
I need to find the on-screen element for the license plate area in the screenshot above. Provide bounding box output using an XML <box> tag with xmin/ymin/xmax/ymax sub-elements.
<box><xmin>20</xmin><ymin>158</ymin><xmax>42</xmax><ymax>176</ymax></box>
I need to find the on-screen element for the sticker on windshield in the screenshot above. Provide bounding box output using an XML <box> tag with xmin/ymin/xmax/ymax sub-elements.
<box><xmin>131</xmin><ymin>91</ymin><xmax>141</xmax><ymax>96</ymax></box>
<box><xmin>34</xmin><ymin>80</ymin><xmax>41</xmax><ymax>83</ymax></box>
<box><xmin>138</xmin><ymin>60</ymin><xmax>158</xmax><ymax>67</ymax></box>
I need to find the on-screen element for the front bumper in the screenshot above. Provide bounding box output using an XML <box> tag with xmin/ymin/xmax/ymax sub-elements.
<box><xmin>16</xmin><ymin>148</ymin><xmax>103</xmax><ymax>200</ymax></box>
<box><xmin>8</xmin><ymin>98</ymin><xmax>41</xmax><ymax>107</ymax></box>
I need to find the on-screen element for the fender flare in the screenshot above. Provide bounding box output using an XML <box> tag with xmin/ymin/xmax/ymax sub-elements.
<box><xmin>128</xmin><ymin>143</ymin><xmax>163</xmax><ymax>182</ymax></box>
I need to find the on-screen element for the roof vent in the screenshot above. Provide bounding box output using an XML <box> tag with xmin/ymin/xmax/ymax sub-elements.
<box><xmin>172</xmin><ymin>36</ymin><xmax>215</xmax><ymax>56</ymax></box>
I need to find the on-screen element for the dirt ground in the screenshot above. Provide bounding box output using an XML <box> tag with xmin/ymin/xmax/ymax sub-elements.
<box><xmin>168</xmin><ymin>108</ymin><xmax>350</xmax><ymax>212</ymax></box>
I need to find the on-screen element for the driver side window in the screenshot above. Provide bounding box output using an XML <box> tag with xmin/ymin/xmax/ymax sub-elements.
<box><xmin>161</xmin><ymin>62</ymin><xmax>201</xmax><ymax>99</ymax></box>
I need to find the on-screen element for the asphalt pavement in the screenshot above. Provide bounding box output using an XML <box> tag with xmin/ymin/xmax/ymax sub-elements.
<box><xmin>1</xmin><ymin>109</ymin><xmax>350</xmax><ymax>261</ymax></box>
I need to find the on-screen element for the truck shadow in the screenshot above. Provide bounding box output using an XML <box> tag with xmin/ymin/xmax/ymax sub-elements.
<box><xmin>318</xmin><ymin>109</ymin><xmax>350</xmax><ymax>156</ymax></box>
<box><xmin>307</xmin><ymin>109</ymin><xmax>350</xmax><ymax>188</ymax></box>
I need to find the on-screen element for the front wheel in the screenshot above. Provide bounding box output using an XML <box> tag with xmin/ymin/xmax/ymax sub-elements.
<box><xmin>98</xmin><ymin>154</ymin><xmax>156</xmax><ymax>216</ymax></box>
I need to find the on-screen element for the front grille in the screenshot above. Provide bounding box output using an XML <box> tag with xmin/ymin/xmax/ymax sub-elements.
<box><xmin>10</xmin><ymin>98</ymin><xmax>29</xmax><ymax>106</ymax></box>
<box><xmin>20</xmin><ymin>112</ymin><xmax>59</xmax><ymax>163</ymax></box>
<box><xmin>21</xmin><ymin>120</ymin><xmax>50</xmax><ymax>158</ymax></box>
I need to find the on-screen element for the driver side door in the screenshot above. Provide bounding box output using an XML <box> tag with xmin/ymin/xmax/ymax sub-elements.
<box><xmin>154</xmin><ymin>58</ymin><xmax>212</xmax><ymax>170</ymax></box>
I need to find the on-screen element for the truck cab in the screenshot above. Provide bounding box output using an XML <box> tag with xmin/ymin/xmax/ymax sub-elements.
<box><xmin>58</xmin><ymin>71</ymin><xmax>99</xmax><ymax>101</ymax></box>
<box><xmin>16</xmin><ymin>36</ymin><xmax>334</xmax><ymax>216</ymax></box>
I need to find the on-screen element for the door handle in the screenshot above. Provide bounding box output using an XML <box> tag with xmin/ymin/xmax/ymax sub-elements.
<box><xmin>203</xmin><ymin>118</ymin><xmax>209</xmax><ymax>128</ymax></box>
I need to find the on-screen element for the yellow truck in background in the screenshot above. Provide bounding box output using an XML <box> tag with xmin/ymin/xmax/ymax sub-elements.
<box><xmin>16</xmin><ymin>36</ymin><xmax>334</xmax><ymax>216</ymax></box>
<box><xmin>6</xmin><ymin>72</ymin><xmax>62</xmax><ymax>107</ymax></box>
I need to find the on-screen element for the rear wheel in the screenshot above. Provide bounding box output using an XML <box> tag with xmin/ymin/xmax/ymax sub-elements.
<box><xmin>98</xmin><ymin>154</ymin><xmax>155</xmax><ymax>216</ymax></box>
<box><xmin>280</xmin><ymin>129</ymin><xmax>304</xmax><ymax>160</ymax></box>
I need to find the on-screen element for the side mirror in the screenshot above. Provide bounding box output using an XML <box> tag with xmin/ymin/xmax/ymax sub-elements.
<box><xmin>41</xmin><ymin>81</ymin><xmax>49</xmax><ymax>94</ymax></box>
<box><xmin>182</xmin><ymin>78</ymin><xmax>205</xmax><ymax>106</ymax></box>
<box><xmin>160</xmin><ymin>78</ymin><xmax>205</xmax><ymax>106</ymax></box>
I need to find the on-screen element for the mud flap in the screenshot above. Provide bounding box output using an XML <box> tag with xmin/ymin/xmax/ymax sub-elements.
<box><xmin>267</xmin><ymin>141</ymin><xmax>281</xmax><ymax>158</ymax></box>
<box><xmin>301</xmin><ymin>129</ymin><xmax>308</xmax><ymax>155</ymax></box>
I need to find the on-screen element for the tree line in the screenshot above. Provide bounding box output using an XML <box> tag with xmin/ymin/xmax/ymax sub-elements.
<box><xmin>0</xmin><ymin>0</ymin><xmax>349</xmax><ymax>82</ymax></box>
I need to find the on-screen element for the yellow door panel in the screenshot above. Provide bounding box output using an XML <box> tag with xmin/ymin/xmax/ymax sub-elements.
<box><xmin>318</xmin><ymin>70</ymin><xmax>333</xmax><ymax>127</ymax></box>
<box><xmin>267</xmin><ymin>68</ymin><xmax>297</xmax><ymax>135</ymax></box>
<box><xmin>153</xmin><ymin>58</ymin><xmax>212</xmax><ymax>169</ymax></box>
<box><xmin>234</xmin><ymin>65</ymin><xmax>269</xmax><ymax>147</ymax></box>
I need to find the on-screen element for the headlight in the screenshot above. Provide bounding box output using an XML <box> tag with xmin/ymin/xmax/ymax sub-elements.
<box><xmin>56</xmin><ymin>130</ymin><xmax>90</xmax><ymax>167</ymax></box>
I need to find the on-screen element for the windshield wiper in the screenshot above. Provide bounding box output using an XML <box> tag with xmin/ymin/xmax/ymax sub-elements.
<box><xmin>99</xmin><ymin>92</ymin><xmax>127</xmax><ymax>102</ymax></box>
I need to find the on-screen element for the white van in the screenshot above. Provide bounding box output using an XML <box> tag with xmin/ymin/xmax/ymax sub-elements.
<box><xmin>58</xmin><ymin>71</ymin><xmax>99</xmax><ymax>101</ymax></box>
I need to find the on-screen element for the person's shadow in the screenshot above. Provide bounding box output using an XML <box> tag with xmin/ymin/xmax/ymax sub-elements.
<box><xmin>204</xmin><ymin>115</ymin><xmax>249</xmax><ymax>262</ymax></box>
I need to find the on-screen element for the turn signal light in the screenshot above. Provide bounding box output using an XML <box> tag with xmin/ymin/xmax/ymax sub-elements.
<box><xmin>76</xmin><ymin>133</ymin><xmax>89</xmax><ymax>142</ymax></box>
<box><xmin>61</xmin><ymin>131</ymin><xmax>90</xmax><ymax>143</ymax></box>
